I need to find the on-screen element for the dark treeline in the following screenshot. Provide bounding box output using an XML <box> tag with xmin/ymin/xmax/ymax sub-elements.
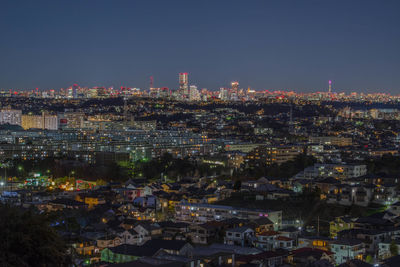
<box><xmin>365</xmin><ymin>154</ymin><xmax>400</xmax><ymax>176</ymax></box>
<box><xmin>2</xmin><ymin>154</ymin><xmax>229</xmax><ymax>182</ymax></box>
<box><xmin>4</xmin><ymin>152</ymin><xmax>399</xmax><ymax>183</ymax></box>
<box><xmin>234</xmin><ymin>153</ymin><xmax>317</xmax><ymax>179</ymax></box>
<box><xmin>2</xmin><ymin>158</ymin><xmax>123</xmax><ymax>181</ymax></box>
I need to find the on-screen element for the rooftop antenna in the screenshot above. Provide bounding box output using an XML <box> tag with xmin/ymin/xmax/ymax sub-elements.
<box><xmin>150</xmin><ymin>76</ymin><xmax>154</xmax><ymax>91</ymax></box>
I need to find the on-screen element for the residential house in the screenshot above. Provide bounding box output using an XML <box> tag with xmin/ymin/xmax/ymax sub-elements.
<box><xmin>134</xmin><ymin>223</ymin><xmax>162</xmax><ymax>243</ymax></box>
<box><xmin>188</xmin><ymin>223</ymin><xmax>220</xmax><ymax>245</ymax></box>
<box><xmin>389</xmin><ymin>202</ymin><xmax>400</xmax><ymax>216</ymax></box>
<box><xmin>236</xmin><ymin>250</ymin><xmax>287</xmax><ymax>267</ymax></box>
<box><xmin>297</xmin><ymin>236</ymin><xmax>333</xmax><ymax>251</ymax></box>
<box><xmin>70</xmin><ymin>237</ymin><xmax>97</xmax><ymax>258</ymax></box>
<box><xmin>254</xmin><ymin>231</ymin><xmax>280</xmax><ymax>251</ymax></box>
<box><xmin>331</xmin><ymin>239</ymin><xmax>365</xmax><ymax>265</ymax></box>
<box><xmin>330</xmin><ymin>216</ymin><xmax>357</xmax><ymax>238</ymax></box>
<box><xmin>75</xmin><ymin>193</ymin><xmax>106</xmax><ymax>209</ymax></box>
<box><xmin>101</xmin><ymin>239</ymin><xmax>193</xmax><ymax>264</ymax></box>
<box><xmin>119</xmin><ymin>229</ymin><xmax>142</xmax><ymax>245</ymax></box>
<box><xmin>250</xmin><ymin>217</ymin><xmax>275</xmax><ymax>233</ymax></box>
<box><xmin>97</xmin><ymin>234</ymin><xmax>123</xmax><ymax>249</ymax></box>
<box><xmin>288</xmin><ymin>248</ymin><xmax>335</xmax><ymax>267</ymax></box>
<box><xmin>275</xmin><ymin>236</ymin><xmax>295</xmax><ymax>250</ymax></box>
<box><xmin>338</xmin><ymin>229</ymin><xmax>389</xmax><ymax>255</ymax></box>
<box><xmin>378</xmin><ymin>239</ymin><xmax>400</xmax><ymax>260</ymax></box>
<box><xmin>158</xmin><ymin>221</ymin><xmax>189</xmax><ymax>241</ymax></box>
<box><xmin>225</xmin><ymin>226</ymin><xmax>255</xmax><ymax>247</ymax></box>
<box><xmin>374</xmin><ymin>183</ymin><xmax>397</xmax><ymax>205</ymax></box>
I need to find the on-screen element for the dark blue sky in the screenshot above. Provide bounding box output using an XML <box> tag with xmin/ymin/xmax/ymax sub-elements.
<box><xmin>0</xmin><ymin>0</ymin><xmax>399</xmax><ymax>93</ymax></box>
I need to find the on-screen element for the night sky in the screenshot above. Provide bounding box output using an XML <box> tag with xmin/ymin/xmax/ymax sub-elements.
<box><xmin>0</xmin><ymin>0</ymin><xmax>399</xmax><ymax>93</ymax></box>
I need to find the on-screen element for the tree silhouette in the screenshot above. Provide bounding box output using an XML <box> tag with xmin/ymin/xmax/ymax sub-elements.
<box><xmin>0</xmin><ymin>205</ymin><xmax>72</xmax><ymax>266</ymax></box>
<box><xmin>390</xmin><ymin>240</ymin><xmax>399</xmax><ymax>256</ymax></box>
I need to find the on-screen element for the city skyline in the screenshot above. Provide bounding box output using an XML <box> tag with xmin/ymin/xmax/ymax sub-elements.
<box><xmin>1</xmin><ymin>0</ymin><xmax>399</xmax><ymax>93</ymax></box>
<box><xmin>0</xmin><ymin>75</ymin><xmax>398</xmax><ymax>96</ymax></box>
<box><xmin>3</xmin><ymin>2</ymin><xmax>400</xmax><ymax>266</ymax></box>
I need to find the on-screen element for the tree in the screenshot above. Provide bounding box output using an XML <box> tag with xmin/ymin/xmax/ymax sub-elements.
<box><xmin>365</xmin><ymin>254</ymin><xmax>373</xmax><ymax>264</ymax></box>
<box><xmin>233</xmin><ymin>180</ymin><xmax>241</xmax><ymax>191</ymax></box>
<box><xmin>390</xmin><ymin>240</ymin><xmax>399</xmax><ymax>256</ymax></box>
<box><xmin>0</xmin><ymin>205</ymin><xmax>72</xmax><ymax>266</ymax></box>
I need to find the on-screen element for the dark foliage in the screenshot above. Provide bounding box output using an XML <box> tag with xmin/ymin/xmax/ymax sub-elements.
<box><xmin>238</xmin><ymin>153</ymin><xmax>316</xmax><ymax>179</ymax></box>
<box><xmin>365</xmin><ymin>154</ymin><xmax>400</xmax><ymax>176</ymax></box>
<box><xmin>0</xmin><ymin>205</ymin><xmax>72</xmax><ymax>267</ymax></box>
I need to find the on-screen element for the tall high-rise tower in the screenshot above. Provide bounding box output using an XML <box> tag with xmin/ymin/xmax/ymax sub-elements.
<box><xmin>328</xmin><ymin>80</ymin><xmax>332</xmax><ymax>93</ymax></box>
<box><xmin>231</xmin><ymin>82</ymin><xmax>239</xmax><ymax>93</ymax></box>
<box><xmin>72</xmin><ymin>84</ymin><xmax>79</xmax><ymax>98</ymax></box>
<box><xmin>179</xmin><ymin>73</ymin><xmax>189</xmax><ymax>96</ymax></box>
<box><xmin>231</xmin><ymin>81</ymin><xmax>239</xmax><ymax>100</ymax></box>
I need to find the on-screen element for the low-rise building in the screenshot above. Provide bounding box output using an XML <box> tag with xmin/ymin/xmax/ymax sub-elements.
<box><xmin>175</xmin><ymin>201</ymin><xmax>282</xmax><ymax>230</ymax></box>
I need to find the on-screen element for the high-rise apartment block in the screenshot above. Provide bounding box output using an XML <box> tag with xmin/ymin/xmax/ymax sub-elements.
<box><xmin>179</xmin><ymin>73</ymin><xmax>189</xmax><ymax>98</ymax></box>
<box><xmin>0</xmin><ymin>108</ymin><xmax>22</xmax><ymax>126</ymax></box>
<box><xmin>21</xmin><ymin>113</ymin><xmax>58</xmax><ymax>130</ymax></box>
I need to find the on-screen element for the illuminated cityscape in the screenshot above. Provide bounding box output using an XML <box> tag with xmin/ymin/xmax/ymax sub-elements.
<box><xmin>1</xmin><ymin>1</ymin><xmax>400</xmax><ymax>267</ymax></box>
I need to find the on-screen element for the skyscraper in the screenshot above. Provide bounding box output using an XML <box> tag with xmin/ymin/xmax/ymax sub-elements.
<box><xmin>72</xmin><ymin>84</ymin><xmax>79</xmax><ymax>98</ymax></box>
<box><xmin>219</xmin><ymin>88</ymin><xmax>229</xmax><ymax>101</ymax></box>
<box><xmin>189</xmin><ymin>85</ymin><xmax>200</xmax><ymax>101</ymax></box>
<box><xmin>231</xmin><ymin>81</ymin><xmax>239</xmax><ymax>101</ymax></box>
<box><xmin>179</xmin><ymin>73</ymin><xmax>189</xmax><ymax>97</ymax></box>
<box><xmin>231</xmin><ymin>81</ymin><xmax>239</xmax><ymax>92</ymax></box>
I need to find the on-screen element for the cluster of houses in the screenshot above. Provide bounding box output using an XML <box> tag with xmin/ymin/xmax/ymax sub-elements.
<box><xmin>2</xmin><ymin>161</ymin><xmax>400</xmax><ymax>266</ymax></box>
